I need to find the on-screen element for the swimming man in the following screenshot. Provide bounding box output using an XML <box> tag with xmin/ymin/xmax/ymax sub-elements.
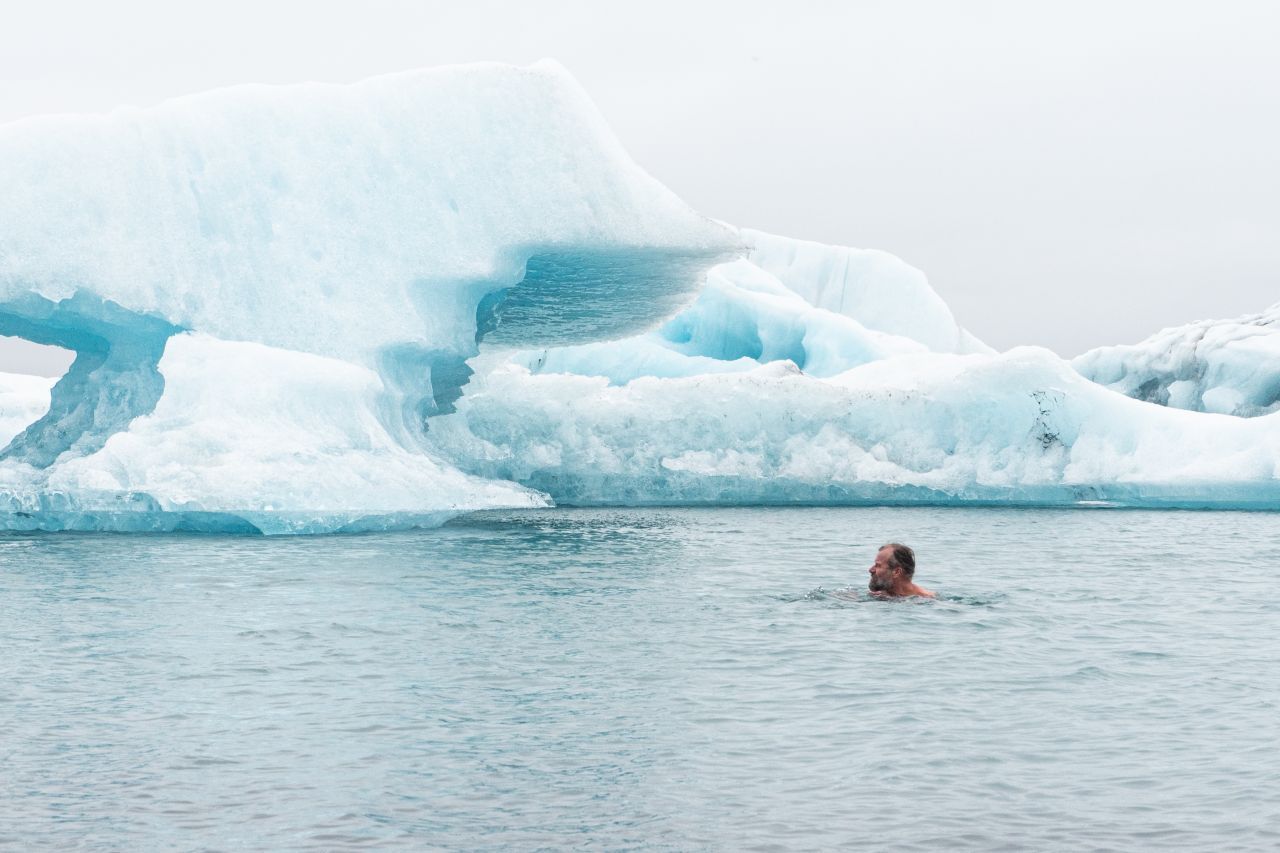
<box><xmin>868</xmin><ymin>542</ymin><xmax>935</xmax><ymax>598</ymax></box>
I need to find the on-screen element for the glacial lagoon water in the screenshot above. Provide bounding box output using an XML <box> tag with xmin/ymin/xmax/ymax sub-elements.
<box><xmin>3</xmin><ymin>506</ymin><xmax>1279</xmax><ymax>851</ymax></box>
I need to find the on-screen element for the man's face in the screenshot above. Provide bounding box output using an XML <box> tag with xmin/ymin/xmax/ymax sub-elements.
<box><xmin>868</xmin><ymin>547</ymin><xmax>899</xmax><ymax>592</ymax></box>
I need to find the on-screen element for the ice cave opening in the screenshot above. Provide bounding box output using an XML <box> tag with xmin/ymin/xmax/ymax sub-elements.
<box><xmin>0</xmin><ymin>293</ymin><xmax>179</xmax><ymax>467</ymax></box>
<box><xmin>0</xmin><ymin>336</ymin><xmax>68</xmax><ymax>454</ymax></box>
<box><xmin>377</xmin><ymin>245</ymin><xmax>738</xmax><ymax>441</ymax></box>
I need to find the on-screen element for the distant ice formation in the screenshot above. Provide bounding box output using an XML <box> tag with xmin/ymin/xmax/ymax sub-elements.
<box><xmin>1073</xmin><ymin>304</ymin><xmax>1280</xmax><ymax>417</ymax></box>
<box><xmin>1</xmin><ymin>63</ymin><xmax>1277</xmax><ymax>532</ymax></box>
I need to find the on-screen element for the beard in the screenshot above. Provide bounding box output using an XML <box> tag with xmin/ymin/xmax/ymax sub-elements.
<box><xmin>868</xmin><ymin>573</ymin><xmax>893</xmax><ymax>593</ymax></box>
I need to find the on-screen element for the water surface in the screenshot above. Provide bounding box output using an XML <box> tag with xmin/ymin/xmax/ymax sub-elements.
<box><xmin>2</xmin><ymin>507</ymin><xmax>1278</xmax><ymax>850</ymax></box>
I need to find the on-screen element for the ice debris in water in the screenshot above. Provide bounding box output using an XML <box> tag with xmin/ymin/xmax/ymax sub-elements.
<box><xmin>0</xmin><ymin>62</ymin><xmax>1278</xmax><ymax>532</ymax></box>
<box><xmin>1073</xmin><ymin>303</ymin><xmax>1280</xmax><ymax>417</ymax></box>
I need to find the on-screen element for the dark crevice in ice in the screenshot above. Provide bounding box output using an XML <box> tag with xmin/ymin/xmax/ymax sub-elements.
<box><xmin>474</xmin><ymin>247</ymin><xmax>735</xmax><ymax>349</ymax></box>
<box><xmin>377</xmin><ymin>345</ymin><xmax>475</xmax><ymax>436</ymax></box>
<box><xmin>383</xmin><ymin>245</ymin><xmax>736</xmax><ymax>438</ymax></box>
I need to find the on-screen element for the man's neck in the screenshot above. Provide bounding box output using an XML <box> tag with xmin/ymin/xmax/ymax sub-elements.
<box><xmin>890</xmin><ymin>579</ymin><xmax>930</xmax><ymax>598</ymax></box>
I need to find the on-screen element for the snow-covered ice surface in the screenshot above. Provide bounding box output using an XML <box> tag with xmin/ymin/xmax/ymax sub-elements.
<box><xmin>1</xmin><ymin>62</ymin><xmax>1277</xmax><ymax>532</ymax></box>
<box><xmin>1073</xmin><ymin>303</ymin><xmax>1280</xmax><ymax>418</ymax></box>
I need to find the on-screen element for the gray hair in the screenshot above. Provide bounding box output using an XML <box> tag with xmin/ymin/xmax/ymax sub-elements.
<box><xmin>882</xmin><ymin>542</ymin><xmax>916</xmax><ymax>578</ymax></box>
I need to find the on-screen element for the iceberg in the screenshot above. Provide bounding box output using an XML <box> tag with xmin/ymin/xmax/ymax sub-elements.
<box><xmin>1073</xmin><ymin>303</ymin><xmax>1280</xmax><ymax>417</ymax></box>
<box><xmin>0</xmin><ymin>61</ymin><xmax>737</xmax><ymax>531</ymax></box>
<box><xmin>429</xmin><ymin>229</ymin><xmax>1278</xmax><ymax>510</ymax></box>
<box><xmin>2</xmin><ymin>61</ymin><xmax>1278</xmax><ymax>532</ymax></box>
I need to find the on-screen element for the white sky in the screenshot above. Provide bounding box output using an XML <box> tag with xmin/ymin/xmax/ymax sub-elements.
<box><xmin>3</xmin><ymin>0</ymin><xmax>1278</xmax><ymax>375</ymax></box>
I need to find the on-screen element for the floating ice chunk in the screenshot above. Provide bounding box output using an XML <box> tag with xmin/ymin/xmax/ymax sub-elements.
<box><xmin>2</xmin><ymin>60</ymin><xmax>1276</xmax><ymax>530</ymax></box>
<box><xmin>1073</xmin><ymin>303</ymin><xmax>1280</xmax><ymax>417</ymax></box>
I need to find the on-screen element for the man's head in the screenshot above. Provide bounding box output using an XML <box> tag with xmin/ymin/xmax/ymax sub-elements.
<box><xmin>868</xmin><ymin>542</ymin><xmax>915</xmax><ymax>593</ymax></box>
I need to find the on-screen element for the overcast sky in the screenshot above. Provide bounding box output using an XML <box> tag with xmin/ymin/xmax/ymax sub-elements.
<box><xmin>3</xmin><ymin>0</ymin><xmax>1278</xmax><ymax>375</ymax></box>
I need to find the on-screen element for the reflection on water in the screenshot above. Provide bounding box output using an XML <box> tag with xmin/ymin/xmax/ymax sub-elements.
<box><xmin>2</xmin><ymin>506</ymin><xmax>1279</xmax><ymax>850</ymax></box>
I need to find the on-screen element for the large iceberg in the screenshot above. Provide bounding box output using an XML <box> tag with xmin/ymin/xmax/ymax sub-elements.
<box><xmin>427</xmin><ymin>238</ymin><xmax>1280</xmax><ymax>509</ymax></box>
<box><xmin>0</xmin><ymin>62</ymin><xmax>737</xmax><ymax>532</ymax></box>
<box><xmin>1</xmin><ymin>62</ymin><xmax>1278</xmax><ymax>531</ymax></box>
<box><xmin>1073</xmin><ymin>303</ymin><xmax>1280</xmax><ymax>417</ymax></box>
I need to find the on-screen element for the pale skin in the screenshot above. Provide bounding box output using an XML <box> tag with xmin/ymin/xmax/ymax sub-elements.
<box><xmin>868</xmin><ymin>546</ymin><xmax>936</xmax><ymax>598</ymax></box>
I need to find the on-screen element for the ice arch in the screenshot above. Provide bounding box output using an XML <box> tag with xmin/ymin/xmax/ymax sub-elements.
<box><xmin>0</xmin><ymin>61</ymin><xmax>737</xmax><ymax>531</ymax></box>
<box><xmin>378</xmin><ymin>245</ymin><xmax>731</xmax><ymax>436</ymax></box>
<box><xmin>0</xmin><ymin>293</ymin><xmax>179</xmax><ymax>467</ymax></box>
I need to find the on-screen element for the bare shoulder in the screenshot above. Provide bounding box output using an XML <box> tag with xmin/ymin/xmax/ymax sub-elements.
<box><xmin>913</xmin><ymin>585</ymin><xmax>937</xmax><ymax>599</ymax></box>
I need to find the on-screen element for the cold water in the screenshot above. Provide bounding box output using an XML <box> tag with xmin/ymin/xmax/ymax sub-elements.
<box><xmin>2</xmin><ymin>507</ymin><xmax>1278</xmax><ymax>850</ymax></box>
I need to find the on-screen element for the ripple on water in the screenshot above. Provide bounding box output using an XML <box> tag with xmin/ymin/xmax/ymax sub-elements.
<box><xmin>1</xmin><ymin>506</ymin><xmax>1278</xmax><ymax>850</ymax></box>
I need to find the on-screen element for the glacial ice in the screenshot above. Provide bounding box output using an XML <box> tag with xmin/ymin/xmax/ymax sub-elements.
<box><xmin>429</xmin><ymin>229</ymin><xmax>1278</xmax><ymax>509</ymax></box>
<box><xmin>0</xmin><ymin>334</ymin><xmax>545</xmax><ymax>534</ymax></box>
<box><xmin>1073</xmin><ymin>303</ymin><xmax>1280</xmax><ymax>417</ymax></box>
<box><xmin>429</xmin><ymin>347</ymin><xmax>1280</xmax><ymax>510</ymax></box>
<box><xmin>0</xmin><ymin>62</ymin><xmax>735</xmax><ymax>531</ymax></box>
<box><xmin>1</xmin><ymin>62</ymin><xmax>1278</xmax><ymax>532</ymax></box>
<box><xmin>506</xmin><ymin>229</ymin><xmax>991</xmax><ymax>385</ymax></box>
